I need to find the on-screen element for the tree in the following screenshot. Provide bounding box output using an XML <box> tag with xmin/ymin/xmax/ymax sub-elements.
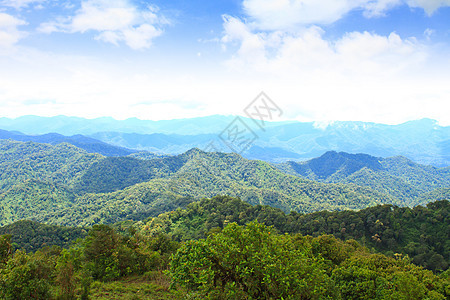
<box><xmin>170</xmin><ymin>221</ymin><xmax>337</xmax><ymax>299</ymax></box>
<box><xmin>55</xmin><ymin>249</ymin><xmax>78</xmax><ymax>300</ymax></box>
<box><xmin>0</xmin><ymin>235</ymin><xmax>13</xmax><ymax>266</ymax></box>
<box><xmin>83</xmin><ymin>224</ymin><xmax>119</xmax><ymax>281</ymax></box>
<box><xmin>0</xmin><ymin>250</ymin><xmax>54</xmax><ymax>300</ymax></box>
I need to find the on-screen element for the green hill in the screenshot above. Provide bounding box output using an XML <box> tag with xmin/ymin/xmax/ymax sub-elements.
<box><xmin>0</xmin><ymin>179</ymin><xmax>75</xmax><ymax>226</ymax></box>
<box><xmin>0</xmin><ymin>129</ymin><xmax>137</xmax><ymax>157</ymax></box>
<box><xmin>279</xmin><ymin>151</ymin><xmax>450</xmax><ymax>206</ymax></box>
<box><xmin>0</xmin><ymin>140</ymin><xmax>103</xmax><ymax>192</ymax></box>
<box><xmin>46</xmin><ymin>149</ymin><xmax>400</xmax><ymax>227</ymax></box>
<box><xmin>0</xmin><ymin>141</ymin><xmax>398</xmax><ymax>227</ymax></box>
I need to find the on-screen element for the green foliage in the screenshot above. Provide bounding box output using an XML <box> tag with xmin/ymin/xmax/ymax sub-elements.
<box><xmin>82</xmin><ymin>224</ymin><xmax>179</xmax><ymax>282</ymax></box>
<box><xmin>170</xmin><ymin>221</ymin><xmax>337</xmax><ymax>299</ymax></box>
<box><xmin>144</xmin><ymin>195</ymin><xmax>450</xmax><ymax>273</ymax></box>
<box><xmin>170</xmin><ymin>222</ymin><xmax>449</xmax><ymax>299</ymax></box>
<box><xmin>0</xmin><ymin>180</ymin><xmax>75</xmax><ymax>227</ymax></box>
<box><xmin>331</xmin><ymin>253</ymin><xmax>447</xmax><ymax>300</ymax></box>
<box><xmin>0</xmin><ymin>140</ymin><xmax>102</xmax><ymax>192</ymax></box>
<box><xmin>74</xmin><ymin>155</ymin><xmax>188</xmax><ymax>194</ymax></box>
<box><xmin>0</xmin><ymin>223</ymin><xmax>182</xmax><ymax>298</ymax></box>
<box><xmin>0</xmin><ymin>234</ymin><xmax>13</xmax><ymax>266</ymax></box>
<box><xmin>55</xmin><ymin>249</ymin><xmax>79</xmax><ymax>300</ymax></box>
<box><xmin>0</xmin><ymin>220</ymin><xmax>87</xmax><ymax>251</ymax></box>
<box><xmin>0</xmin><ymin>212</ymin><xmax>447</xmax><ymax>299</ymax></box>
<box><xmin>0</xmin><ymin>249</ymin><xmax>58</xmax><ymax>299</ymax></box>
<box><xmin>0</xmin><ymin>141</ymin><xmax>400</xmax><ymax>227</ymax></box>
<box><xmin>83</xmin><ymin>225</ymin><xmax>121</xmax><ymax>281</ymax></box>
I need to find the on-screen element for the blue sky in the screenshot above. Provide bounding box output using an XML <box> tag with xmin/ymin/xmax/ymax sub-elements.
<box><xmin>0</xmin><ymin>0</ymin><xmax>449</xmax><ymax>125</ymax></box>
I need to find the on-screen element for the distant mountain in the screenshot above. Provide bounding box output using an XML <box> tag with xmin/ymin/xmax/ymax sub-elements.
<box><xmin>90</xmin><ymin>132</ymin><xmax>305</xmax><ymax>163</ymax></box>
<box><xmin>0</xmin><ymin>141</ymin><xmax>397</xmax><ymax>227</ymax></box>
<box><xmin>0</xmin><ymin>115</ymin><xmax>288</xmax><ymax>136</ymax></box>
<box><xmin>260</xmin><ymin>118</ymin><xmax>450</xmax><ymax>166</ymax></box>
<box><xmin>0</xmin><ymin>129</ymin><xmax>136</xmax><ymax>157</ymax></box>
<box><xmin>2</xmin><ymin>115</ymin><xmax>449</xmax><ymax>166</ymax></box>
<box><xmin>88</xmin><ymin>119</ymin><xmax>450</xmax><ymax>166</ymax></box>
<box><xmin>278</xmin><ymin>151</ymin><xmax>450</xmax><ymax>206</ymax></box>
<box><xmin>89</xmin><ymin>131</ymin><xmax>215</xmax><ymax>153</ymax></box>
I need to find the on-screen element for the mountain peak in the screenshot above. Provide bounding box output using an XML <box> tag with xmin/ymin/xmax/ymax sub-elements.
<box><xmin>288</xmin><ymin>151</ymin><xmax>383</xmax><ymax>180</ymax></box>
<box><xmin>183</xmin><ymin>147</ymin><xmax>207</xmax><ymax>157</ymax></box>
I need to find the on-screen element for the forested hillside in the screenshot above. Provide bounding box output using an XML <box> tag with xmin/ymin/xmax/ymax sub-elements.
<box><xmin>0</xmin><ymin>141</ymin><xmax>399</xmax><ymax>227</ymax></box>
<box><xmin>0</xmin><ymin>129</ymin><xmax>137</xmax><ymax>157</ymax></box>
<box><xmin>279</xmin><ymin>151</ymin><xmax>450</xmax><ymax>206</ymax></box>
<box><xmin>0</xmin><ymin>140</ymin><xmax>102</xmax><ymax>192</ymax></box>
<box><xmin>0</xmin><ymin>179</ymin><xmax>75</xmax><ymax>226</ymax></box>
<box><xmin>141</xmin><ymin>196</ymin><xmax>450</xmax><ymax>272</ymax></box>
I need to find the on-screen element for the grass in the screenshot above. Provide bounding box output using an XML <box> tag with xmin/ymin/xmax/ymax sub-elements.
<box><xmin>89</xmin><ymin>272</ymin><xmax>187</xmax><ymax>300</ymax></box>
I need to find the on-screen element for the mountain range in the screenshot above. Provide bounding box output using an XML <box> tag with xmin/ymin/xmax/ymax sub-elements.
<box><xmin>0</xmin><ymin>139</ymin><xmax>400</xmax><ymax>227</ymax></box>
<box><xmin>278</xmin><ymin>151</ymin><xmax>450</xmax><ymax>206</ymax></box>
<box><xmin>1</xmin><ymin>138</ymin><xmax>449</xmax><ymax>228</ymax></box>
<box><xmin>0</xmin><ymin>129</ymin><xmax>136</xmax><ymax>157</ymax></box>
<box><xmin>1</xmin><ymin>116</ymin><xmax>449</xmax><ymax>166</ymax></box>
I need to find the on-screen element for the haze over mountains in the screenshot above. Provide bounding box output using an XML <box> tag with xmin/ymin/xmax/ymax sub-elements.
<box><xmin>0</xmin><ymin>115</ymin><xmax>449</xmax><ymax>166</ymax></box>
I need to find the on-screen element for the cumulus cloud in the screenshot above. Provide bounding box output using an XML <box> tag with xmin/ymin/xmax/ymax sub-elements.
<box><xmin>242</xmin><ymin>0</ymin><xmax>450</xmax><ymax>30</ymax></box>
<box><xmin>0</xmin><ymin>13</ymin><xmax>27</xmax><ymax>48</ymax></box>
<box><xmin>221</xmin><ymin>15</ymin><xmax>426</xmax><ymax>76</ymax></box>
<box><xmin>407</xmin><ymin>0</ymin><xmax>450</xmax><ymax>15</ymax></box>
<box><xmin>38</xmin><ymin>0</ymin><xmax>167</xmax><ymax>49</ymax></box>
<box><xmin>242</xmin><ymin>0</ymin><xmax>362</xmax><ymax>29</ymax></box>
<box><xmin>218</xmin><ymin>14</ymin><xmax>450</xmax><ymax>124</ymax></box>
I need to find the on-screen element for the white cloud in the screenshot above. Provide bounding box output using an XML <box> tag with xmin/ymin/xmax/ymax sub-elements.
<box><xmin>0</xmin><ymin>12</ymin><xmax>27</xmax><ymax>48</ymax></box>
<box><xmin>407</xmin><ymin>0</ymin><xmax>450</xmax><ymax>15</ymax></box>
<box><xmin>221</xmin><ymin>16</ymin><xmax>425</xmax><ymax>75</ymax></box>
<box><xmin>0</xmin><ymin>37</ymin><xmax>448</xmax><ymax>125</ymax></box>
<box><xmin>242</xmin><ymin>0</ymin><xmax>450</xmax><ymax>30</ymax></box>
<box><xmin>218</xmin><ymin>15</ymin><xmax>450</xmax><ymax>125</ymax></box>
<box><xmin>221</xmin><ymin>15</ymin><xmax>266</xmax><ymax>65</ymax></box>
<box><xmin>242</xmin><ymin>0</ymin><xmax>363</xmax><ymax>29</ymax></box>
<box><xmin>363</xmin><ymin>0</ymin><xmax>402</xmax><ymax>17</ymax></box>
<box><xmin>38</xmin><ymin>0</ymin><xmax>166</xmax><ymax>49</ymax></box>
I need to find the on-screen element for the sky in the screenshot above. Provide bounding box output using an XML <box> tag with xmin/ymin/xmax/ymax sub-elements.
<box><xmin>0</xmin><ymin>0</ymin><xmax>449</xmax><ymax>125</ymax></box>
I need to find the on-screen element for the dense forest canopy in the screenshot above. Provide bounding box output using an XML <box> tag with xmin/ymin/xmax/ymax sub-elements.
<box><xmin>1</xmin><ymin>141</ymin><xmax>406</xmax><ymax>227</ymax></box>
<box><xmin>1</xmin><ymin>212</ymin><xmax>448</xmax><ymax>299</ymax></box>
<box><xmin>140</xmin><ymin>196</ymin><xmax>449</xmax><ymax>273</ymax></box>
